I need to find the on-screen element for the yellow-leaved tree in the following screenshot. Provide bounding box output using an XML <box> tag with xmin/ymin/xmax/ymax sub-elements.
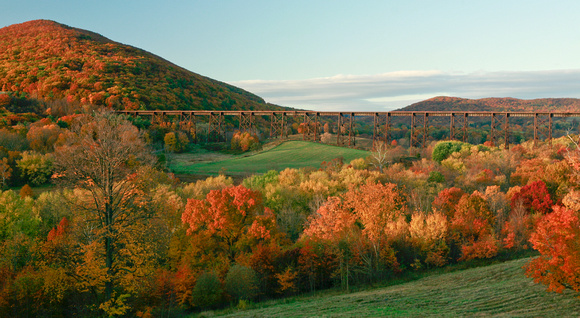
<box><xmin>53</xmin><ymin>111</ymin><xmax>156</xmax><ymax>314</ymax></box>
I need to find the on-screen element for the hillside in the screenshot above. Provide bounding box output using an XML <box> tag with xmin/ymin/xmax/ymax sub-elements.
<box><xmin>0</xmin><ymin>20</ymin><xmax>281</xmax><ymax>112</ymax></box>
<box><xmin>401</xmin><ymin>96</ymin><xmax>580</xmax><ymax>112</ymax></box>
<box><xmin>214</xmin><ymin>258</ymin><xmax>580</xmax><ymax>317</ymax></box>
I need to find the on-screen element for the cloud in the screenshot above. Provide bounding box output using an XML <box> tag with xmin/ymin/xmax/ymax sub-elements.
<box><xmin>230</xmin><ymin>69</ymin><xmax>580</xmax><ymax>111</ymax></box>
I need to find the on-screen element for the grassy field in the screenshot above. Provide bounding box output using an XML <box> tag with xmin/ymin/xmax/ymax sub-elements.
<box><xmin>170</xmin><ymin>141</ymin><xmax>370</xmax><ymax>176</ymax></box>
<box><xmin>204</xmin><ymin>258</ymin><xmax>580</xmax><ymax>317</ymax></box>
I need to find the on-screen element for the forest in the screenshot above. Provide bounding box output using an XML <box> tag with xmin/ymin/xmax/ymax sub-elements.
<box><xmin>1</xmin><ymin>104</ymin><xmax>580</xmax><ymax>317</ymax></box>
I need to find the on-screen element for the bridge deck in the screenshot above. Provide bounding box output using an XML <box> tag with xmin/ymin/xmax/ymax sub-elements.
<box><xmin>115</xmin><ymin>110</ymin><xmax>580</xmax><ymax>148</ymax></box>
<box><xmin>116</xmin><ymin>110</ymin><xmax>580</xmax><ymax>117</ymax></box>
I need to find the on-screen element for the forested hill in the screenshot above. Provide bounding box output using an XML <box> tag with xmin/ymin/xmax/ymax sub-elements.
<box><xmin>0</xmin><ymin>20</ymin><xmax>282</xmax><ymax>112</ymax></box>
<box><xmin>400</xmin><ymin>96</ymin><xmax>580</xmax><ymax>112</ymax></box>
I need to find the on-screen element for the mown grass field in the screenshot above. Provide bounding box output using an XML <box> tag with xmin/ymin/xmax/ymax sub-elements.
<box><xmin>204</xmin><ymin>258</ymin><xmax>580</xmax><ymax>317</ymax></box>
<box><xmin>170</xmin><ymin>141</ymin><xmax>370</xmax><ymax>176</ymax></box>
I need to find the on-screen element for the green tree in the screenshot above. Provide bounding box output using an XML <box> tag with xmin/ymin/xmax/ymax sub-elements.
<box><xmin>432</xmin><ymin>141</ymin><xmax>470</xmax><ymax>163</ymax></box>
<box><xmin>16</xmin><ymin>151</ymin><xmax>53</xmax><ymax>186</ymax></box>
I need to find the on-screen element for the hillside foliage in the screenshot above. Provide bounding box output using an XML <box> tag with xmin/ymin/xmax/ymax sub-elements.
<box><xmin>0</xmin><ymin>20</ymin><xmax>280</xmax><ymax>113</ymax></box>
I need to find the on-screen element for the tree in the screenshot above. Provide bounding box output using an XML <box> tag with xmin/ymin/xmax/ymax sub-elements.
<box><xmin>432</xmin><ymin>141</ymin><xmax>470</xmax><ymax>163</ymax></box>
<box><xmin>510</xmin><ymin>180</ymin><xmax>553</xmax><ymax>215</ymax></box>
<box><xmin>302</xmin><ymin>196</ymin><xmax>356</xmax><ymax>242</ymax></box>
<box><xmin>181</xmin><ymin>185</ymin><xmax>278</xmax><ymax>267</ymax></box>
<box><xmin>16</xmin><ymin>151</ymin><xmax>53</xmax><ymax>186</ymax></box>
<box><xmin>432</xmin><ymin>187</ymin><xmax>465</xmax><ymax>219</ymax></box>
<box><xmin>370</xmin><ymin>141</ymin><xmax>389</xmax><ymax>173</ymax></box>
<box><xmin>26</xmin><ymin>123</ymin><xmax>62</xmax><ymax>153</ymax></box>
<box><xmin>52</xmin><ymin>111</ymin><xmax>154</xmax><ymax>304</ymax></box>
<box><xmin>526</xmin><ymin>204</ymin><xmax>580</xmax><ymax>293</ymax></box>
<box><xmin>0</xmin><ymin>157</ymin><xmax>11</xmax><ymax>189</ymax></box>
<box><xmin>231</xmin><ymin>131</ymin><xmax>260</xmax><ymax>152</ymax></box>
<box><xmin>342</xmin><ymin>182</ymin><xmax>406</xmax><ymax>279</ymax></box>
<box><xmin>449</xmin><ymin>191</ymin><xmax>498</xmax><ymax>261</ymax></box>
<box><xmin>525</xmin><ymin>138</ymin><xmax>580</xmax><ymax>294</ymax></box>
<box><xmin>164</xmin><ymin>132</ymin><xmax>180</xmax><ymax>153</ymax></box>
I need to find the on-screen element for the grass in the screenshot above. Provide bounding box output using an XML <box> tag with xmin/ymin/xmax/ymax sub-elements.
<box><xmin>170</xmin><ymin>141</ymin><xmax>370</xmax><ymax>176</ymax></box>
<box><xmin>202</xmin><ymin>258</ymin><xmax>580</xmax><ymax>317</ymax></box>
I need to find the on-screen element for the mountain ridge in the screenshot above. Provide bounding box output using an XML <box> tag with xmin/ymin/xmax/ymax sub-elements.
<box><xmin>399</xmin><ymin>96</ymin><xmax>580</xmax><ymax>112</ymax></box>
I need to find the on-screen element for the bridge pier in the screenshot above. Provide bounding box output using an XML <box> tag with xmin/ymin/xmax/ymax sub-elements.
<box><xmin>337</xmin><ymin>113</ymin><xmax>355</xmax><ymax>147</ymax></box>
<box><xmin>208</xmin><ymin>112</ymin><xmax>226</xmax><ymax>142</ymax></box>
<box><xmin>302</xmin><ymin>112</ymin><xmax>319</xmax><ymax>142</ymax></box>
<box><xmin>410</xmin><ymin>112</ymin><xmax>428</xmax><ymax>148</ymax></box>
<box><xmin>239</xmin><ymin>112</ymin><xmax>255</xmax><ymax>135</ymax></box>
<box><xmin>179</xmin><ymin>112</ymin><xmax>197</xmax><ymax>143</ymax></box>
<box><xmin>270</xmin><ymin>112</ymin><xmax>287</xmax><ymax>139</ymax></box>
<box><xmin>534</xmin><ymin>113</ymin><xmax>553</xmax><ymax>147</ymax></box>
<box><xmin>490</xmin><ymin>113</ymin><xmax>510</xmax><ymax>149</ymax></box>
<box><xmin>373</xmin><ymin>113</ymin><xmax>391</xmax><ymax>149</ymax></box>
<box><xmin>449</xmin><ymin>113</ymin><xmax>469</xmax><ymax>142</ymax></box>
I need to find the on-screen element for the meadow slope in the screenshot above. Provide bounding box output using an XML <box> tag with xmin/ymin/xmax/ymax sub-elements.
<box><xmin>212</xmin><ymin>258</ymin><xmax>580</xmax><ymax>317</ymax></box>
<box><xmin>171</xmin><ymin>141</ymin><xmax>370</xmax><ymax>176</ymax></box>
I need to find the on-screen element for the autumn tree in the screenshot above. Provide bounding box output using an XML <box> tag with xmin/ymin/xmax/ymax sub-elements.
<box><xmin>343</xmin><ymin>182</ymin><xmax>406</xmax><ymax>280</ymax></box>
<box><xmin>449</xmin><ymin>191</ymin><xmax>499</xmax><ymax>261</ymax></box>
<box><xmin>52</xmin><ymin>111</ymin><xmax>155</xmax><ymax>308</ymax></box>
<box><xmin>408</xmin><ymin>211</ymin><xmax>449</xmax><ymax>267</ymax></box>
<box><xmin>510</xmin><ymin>180</ymin><xmax>553</xmax><ymax>215</ymax></box>
<box><xmin>0</xmin><ymin>157</ymin><xmax>11</xmax><ymax>189</ymax></box>
<box><xmin>181</xmin><ymin>185</ymin><xmax>278</xmax><ymax>272</ymax></box>
<box><xmin>525</xmin><ymin>138</ymin><xmax>580</xmax><ymax>294</ymax></box>
<box><xmin>26</xmin><ymin>123</ymin><xmax>62</xmax><ymax>153</ymax></box>
<box><xmin>231</xmin><ymin>131</ymin><xmax>260</xmax><ymax>152</ymax></box>
<box><xmin>526</xmin><ymin>203</ymin><xmax>580</xmax><ymax>293</ymax></box>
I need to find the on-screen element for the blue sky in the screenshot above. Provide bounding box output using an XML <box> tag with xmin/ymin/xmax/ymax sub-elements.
<box><xmin>2</xmin><ymin>0</ymin><xmax>580</xmax><ymax>111</ymax></box>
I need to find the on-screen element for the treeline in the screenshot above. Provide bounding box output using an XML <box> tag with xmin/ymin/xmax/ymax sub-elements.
<box><xmin>0</xmin><ymin>112</ymin><xmax>579</xmax><ymax>317</ymax></box>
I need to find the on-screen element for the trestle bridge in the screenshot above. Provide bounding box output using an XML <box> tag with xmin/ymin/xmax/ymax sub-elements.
<box><xmin>116</xmin><ymin>110</ymin><xmax>580</xmax><ymax>149</ymax></box>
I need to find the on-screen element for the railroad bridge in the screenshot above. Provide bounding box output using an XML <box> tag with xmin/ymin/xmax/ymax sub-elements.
<box><xmin>116</xmin><ymin>110</ymin><xmax>580</xmax><ymax>149</ymax></box>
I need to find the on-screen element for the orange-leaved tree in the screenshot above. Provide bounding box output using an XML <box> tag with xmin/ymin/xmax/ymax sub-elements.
<box><xmin>525</xmin><ymin>138</ymin><xmax>580</xmax><ymax>293</ymax></box>
<box><xmin>526</xmin><ymin>202</ymin><xmax>580</xmax><ymax>293</ymax></box>
<box><xmin>449</xmin><ymin>190</ymin><xmax>499</xmax><ymax>261</ymax></box>
<box><xmin>181</xmin><ymin>185</ymin><xmax>278</xmax><ymax>273</ymax></box>
<box><xmin>343</xmin><ymin>182</ymin><xmax>406</xmax><ymax>280</ymax></box>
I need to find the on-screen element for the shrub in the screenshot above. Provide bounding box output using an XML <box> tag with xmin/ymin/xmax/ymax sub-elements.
<box><xmin>19</xmin><ymin>184</ymin><xmax>33</xmax><ymax>198</ymax></box>
<box><xmin>191</xmin><ymin>272</ymin><xmax>222</xmax><ymax>309</ymax></box>
<box><xmin>225</xmin><ymin>264</ymin><xmax>259</xmax><ymax>301</ymax></box>
<box><xmin>349</xmin><ymin>158</ymin><xmax>367</xmax><ymax>170</ymax></box>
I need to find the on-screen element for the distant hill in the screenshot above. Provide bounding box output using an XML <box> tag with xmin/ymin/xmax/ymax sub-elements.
<box><xmin>0</xmin><ymin>20</ymin><xmax>282</xmax><ymax>112</ymax></box>
<box><xmin>400</xmin><ymin>96</ymin><xmax>580</xmax><ymax>112</ymax></box>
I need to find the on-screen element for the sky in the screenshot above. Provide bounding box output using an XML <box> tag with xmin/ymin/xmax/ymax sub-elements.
<box><xmin>2</xmin><ymin>0</ymin><xmax>580</xmax><ymax>111</ymax></box>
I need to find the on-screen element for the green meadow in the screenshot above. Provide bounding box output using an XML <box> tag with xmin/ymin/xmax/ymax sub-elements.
<box><xmin>170</xmin><ymin>141</ymin><xmax>370</xmax><ymax>176</ymax></box>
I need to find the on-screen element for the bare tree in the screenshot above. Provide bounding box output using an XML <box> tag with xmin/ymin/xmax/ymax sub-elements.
<box><xmin>370</xmin><ymin>141</ymin><xmax>390</xmax><ymax>173</ymax></box>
